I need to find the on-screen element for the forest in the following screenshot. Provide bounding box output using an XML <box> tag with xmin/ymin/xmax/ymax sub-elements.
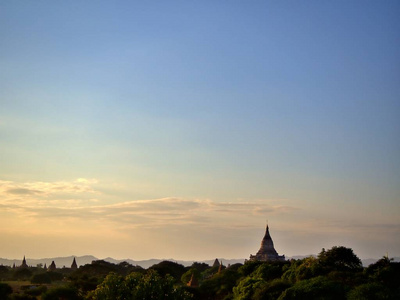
<box><xmin>0</xmin><ymin>246</ymin><xmax>399</xmax><ymax>300</ymax></box>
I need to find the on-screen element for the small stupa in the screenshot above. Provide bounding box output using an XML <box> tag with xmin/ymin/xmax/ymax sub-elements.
<box><xmin>20</xmin><ymin>256</ymin><xmax>28</xmax><ymax>268</ymax></box>
<box><xmin>187</xmin><ymin>273</ymin><xmax>199</xmax><ymax>287</ymax></box>
<box><xmin>218</xmin><ymin>261</ymin><xmax>223</xmax><ymax>274</ymax></box>
<box><xmin>71</xmin><ymin>257</ymin><xmax>78</xmax><ymax>270</ymax></box>
<box><xmin>212</xmin><ymin>258</ymin><xmax>220</xmax><ymax>267</ymax></box>
<box><xmin>249</xmin><ymin>224</ymin><xmax>285</xmax><ymax>262</ymax></box>
<box><xmin>48</xmin><ymin>261</ymin><xmax>56</xmax><ymax>271</ymax></box>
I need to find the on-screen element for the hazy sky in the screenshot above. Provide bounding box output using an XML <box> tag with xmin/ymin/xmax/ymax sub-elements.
<box><xmin>1</xmin><ymin>1</ymin><xmax>399</xmax><ymax>261</ymax></box>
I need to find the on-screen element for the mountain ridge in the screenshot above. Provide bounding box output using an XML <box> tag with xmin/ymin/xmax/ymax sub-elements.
<box><xmin>1</xmin><ymin>255</ymin><xmax>398</xmax><ymax>268</ymax></box>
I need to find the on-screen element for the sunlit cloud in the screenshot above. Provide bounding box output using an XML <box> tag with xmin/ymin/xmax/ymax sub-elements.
<box><xmin>0</xmin><ymin>178</ymin><xmax>99</xmax><ymax>197</ymax></box>
<box><xmin>3</xmin><ymin>179</ymin><xmax>398</xmax><ymax>236</ymax></box>
<box><xmin>0</xmin><ymin>179</ymin><xmax>297</xmax><ymax>231</ymax></box>
<box><xmin>2</xmin><ymin>178</ymin><xmax>399</xmax><ymax>260</ymax></box>
<box><xmin>0</xmin><ymin>178</ymin><xmax>100</xmax><ymax>208</ymax></box>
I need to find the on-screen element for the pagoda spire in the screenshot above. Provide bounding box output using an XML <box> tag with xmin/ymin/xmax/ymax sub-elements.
<box><xmin>187</xmin><ymin>273</ymin><xmax>198</xmax><ymax>287</ymax></box>
<box><xmin>218</xmin><ymin>260</ymin><xmax>223</xmax><ymax>274</ymax></box>
<box><xmin>249</xmin><ymin>222</ymin><xmax>285</xmax><ymax>262</ymax></box>
<box><xmin>71</xmin><ymin>257</ymin><xmax>78</xmax><ymax>270</ymax></box>
<box><xmin>21</xmin><ymin>256</ymin><xmax>28</xmax><ymax>268</ymax></box>
<box><xmin>48</xmin><ymin>261</ymin><xmax>56</xmax><ymax>271</ymax></box>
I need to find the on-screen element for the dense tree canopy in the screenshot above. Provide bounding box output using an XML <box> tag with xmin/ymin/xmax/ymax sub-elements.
<box><xmin>0</xmin><ymin>283</ymin><xmax>13</xmax><ymax>299</ymax></box>
<box><xmin>318</xmin><ymin>246</ymin><xmax>363</xmax><ymax>272</ymax></box>
<box><xmin>2</xmin><ymin>246</ymin><xmax>399</xmax><ymax>299</ymax></box>
<box><xmin>88</xmin><ymin>270</ymin><xmax>192</xmax><ymax>300</ymax></box>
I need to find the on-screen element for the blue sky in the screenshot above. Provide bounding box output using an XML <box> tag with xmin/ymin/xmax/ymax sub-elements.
<box><xmin>1</xmin><ymin>1</ymin><xmax>399</xmax><ymax>260</ymax></box>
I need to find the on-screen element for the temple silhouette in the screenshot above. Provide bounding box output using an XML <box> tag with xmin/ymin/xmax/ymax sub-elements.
<box><xmin>17</xmin><ymin>256</ymin><xmax>78</xmax><ymax>270</ymax></box>
<box><xmin>249</xmin><ymin>224</ymin><xmax>285</xmax><ymax>262</ymax></box>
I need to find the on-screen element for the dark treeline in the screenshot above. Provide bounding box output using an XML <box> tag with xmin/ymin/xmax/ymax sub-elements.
<box><xmin>1</xmin><ymin>246</ymin><xmax>399</xmax><ymax>299</ymax></box>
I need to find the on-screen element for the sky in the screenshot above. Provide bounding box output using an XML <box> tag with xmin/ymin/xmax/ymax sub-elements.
<box><xmin>1</xmin><ymin>1</ymin><xmax>399</xmax><ymax>261</ymax></box>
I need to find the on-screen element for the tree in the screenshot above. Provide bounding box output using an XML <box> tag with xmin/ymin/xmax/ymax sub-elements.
<box><xmin>148</xmin><ymin>261</ymin><xmax>186</xmax><ymax>281</ymax></box>
<box><xmin>238</xmin><ymin>260</ymin><xmax>264</xmax><ymax>277</ymax></box>
<box><xmin>278</xmin><ymin>276</ymin><xmax>346</xmax><ymax>300</ymax></box>
<box><xmin>0</xmin><ymin>266</ymin><xmax>10</xmax><ymax>281</ymax></box>
<box><xmin>365</xmin><ymin>256</ymin><xmax>400</xmax><ymax>291</ymax></box>
<box><xmin>282</xmin><ymin>257</ymin><xmax>323</xmax><ymax>283</ymax></box>
<box><xmin>190</xmin><ymin>262</ymin><xmax>210</xmax><ymax>273</ymax></box>
<box><xmin>253</xmin><ymin>262</ymin><xmax>286</xmax><ymax>281</ymax></box>
<box><xmin>234</xmin><ymin>262</ymin><xmax>289</xmax><ymax>300</ymax></box>
<box><xmin>47</xmin><ymin>271</ymin><xmax>64</xmax><ymax>281</ymax></box>
<box><xmin>89</xmin><ymin>270</ymin><xmax>192</xmax><ymax>300</ymax></box>
<box><xmin>129</xmin><ymin>270</ymin><xmax>191</xmax><ymax>300</ymax></box>
<box><xmin>252</xmin><ymin>279</ymin><xmax>291</xmax><ymax>300</ymax></box>
<box><xmin>12</xmin><ymin>268</ymin><xmax>33</xmax><ymax>280</ymax></box>
<box><xmin>89</xmin><ymin>272</ymin><xmax>126</xmax><ymax>300</ymax></box>
<box><xmin>347</xmin><ymin>282</ymin><xmax>396</xmax><ymax>300</ymax></box>
<box><xmin>0</xmin><ymin>283</ymin><xmax>12</xmax><ymax>299</ymax></box>
<box><xmin>31</xmin><ymin>272</ymin><xmax>52</xmax><ymax>284</ymax></box>
<box><xmin>233</xmin><ymin>277</ymin><xmax>265</xmax><ymax>300</ymax></box>
<box><xmin>10</xmin><ymin>294</ymin><xmax>37</xmax><ymax>300</ymax></box>
<box><xmin>69</xmin><ymin>273</ymin><xmax>100</xmax><ymax>295</ymax></box>
<box><xmin>318</xmin><ymin>246</ymin><xmax>363</xmax><ymax>272</ymax></box>
<box><xmin>42</xmin><ymin>286</ymin><xmax>82</xmax><ymax>300</ymax></box>
<box><xmin>181</xmin><ymin>268</ymin><xmax>200</xmax><ymax>285</ymax></box>
<box><xmin>23</xmin><ymin>285</ymin><xmax>47</xmax><ymax>297</ymax></box>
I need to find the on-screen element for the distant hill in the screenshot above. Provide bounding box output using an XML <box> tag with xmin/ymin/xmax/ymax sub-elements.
<box><xmin>1</xmin><ymin>255</ymin><xmax>398</xmax><ymax>269</ymax></box>
<box><xmin>0</xmin><ymin>256</ymin><xmax>245</xmax><ymax>269</ymax></box>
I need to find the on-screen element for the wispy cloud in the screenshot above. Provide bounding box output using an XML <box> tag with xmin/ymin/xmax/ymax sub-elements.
<box><xmin>2</xmin><ymin>178</ymin><xmax>399</xmax><ymax>242</ymax></box>
<box><xmin>0</xmin><ymin>178</ymin><xmax>100</xmax><ymax>207</ymax></box>
<box><xmin>1</xmin><ymin>179</ymin><xmax>399</xmax><ymax>259</ymax></box>
<box><xmin>0</xmin><ymin>178</ymin><xmax>98</xmax><ymax>196</ymax></box>
<box><xmin>0</xmin><ymin>179</ymin><xmax>297</xmax><ymax>230</ymax></box>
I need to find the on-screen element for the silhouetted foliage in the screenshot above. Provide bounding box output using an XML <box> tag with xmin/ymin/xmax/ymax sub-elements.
<box><xmin>42</xmin><ymin>286</ymin><xmax>82</xmax><ymax>300</ymax></box>
<box><xmin>68</xmin><ymin>259</ymin><xmax>144</xmax><ymax>296</ymax></box>
<box><xmin>233</xmin><ymin>276</ymin><xmax>265</xmax><ymax>299</ymax></box>
<box><xmin>199</xmin><ymin>264</ymin><xmax>220</xmax><ymax>280</ymax></box>
<box><xmin>47</xmin><ymin>271</ymin><xmax>64</xmax><ymax>282</ymax></box>
<box><xmin>366</xmin><ymin>256</ymin><xmax>400</xmax><ymax>289</ymax></box>
<box><xmin>73</xmin><ymin>260</ymin><xmax>141</xmax><ymax>278</ymax></box>
<box><xmin>282</xmin><ymin>257</ymin><xmax>323</xmax><ymax>283</ymax></box>
<box><xmin>227</xmin><ymin>263</ymin><xmax>244</xmax><ymax>272</ymax></box>
<box><xmin>0</xmin><ymin>282</ymin><xmax>13</xmax><ymax>299</ymax></box>
<box><xmin>31</xmin><ymin>272</ymin><xmax>52</xmax><ymax>284</ymax></box>
<box><xmin>69</xmin><ymin>273</ymin><xmax>100</xmax><ymax>294</ymax></box>
<box><xmin>347</xmin><ymin>282</ymin><xmax>395</xmax><ymax>300</ymax></box>
<box><xmin>278</xmin><ymin>276</ymin><xmax>346</xmax><ymax>300</ymax></box>
<box><xmin>88</xmin><ymin>270</ymin><xmax>192</xmax><ymax>300</ymax></box>
<box><xmin>10</xmin><ymin>294</ymin><xmax>37</xmax><ymax>300</ymax></box>
<box><xmin>318</xmin><ymin>246</ymin><xmax>363</xmax><ymax>272</ymax></box>
<box><xmin>252</xmin><ymin>279</ymin><xmax>291</xmax><ymax>300</ymax></box>
<box><xmin>238</xmin><ymin>260</ymin><xmax>264</xmax><ymax>277</ymax></box>
<box><xmin>181</xmin><ymin>267</ymin><xmax>201</xmax><ymax>285</ymax></box>
<box><xmin>0</xmin><ymin>265</ymin><xmax>10</xmax><ymax>280</ymax></box>
<box><xmin>253</xmin><ymin>261</ymin><xmax>287</xmax><ymax>281</ymax></box>
<box><xmin>23</xmin><ymin>285</ymin><xmax>47</xmax><ymax>296</ymax></box>
<box><xmin>12</xmin><ymin>268</ymin><xmax>33</xmax><ymax>280</ymax></box>
<box><xmin>200</xmin><ymin>268</ymin><xmax>241</xmax><ymax>299</ymax></box>
<box><xmin>4</xmin><ymin>246</ymin><xmax>399</xmax><ymax>299</ymax></box>
<box><xmin>148</xmin><ymin>260</ymin><xmax>186</xmax><ymax>281</ymax></box>
<box><xmin>191</xmin><ymin>262</ymin><xmax>210</xmax><ymax>273</ymax></box>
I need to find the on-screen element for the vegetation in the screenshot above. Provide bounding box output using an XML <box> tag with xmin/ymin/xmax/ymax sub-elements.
<box><xmin>0</xmin><ymin>246</ymin><xmax>399</xmax><ymax>299</ymax></box>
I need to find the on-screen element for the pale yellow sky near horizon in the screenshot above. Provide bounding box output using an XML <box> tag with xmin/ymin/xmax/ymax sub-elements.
<box><xmin>1</xmin><ymin>178</ymin><xmax>398</xmax><ymax>260</ymax></box>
